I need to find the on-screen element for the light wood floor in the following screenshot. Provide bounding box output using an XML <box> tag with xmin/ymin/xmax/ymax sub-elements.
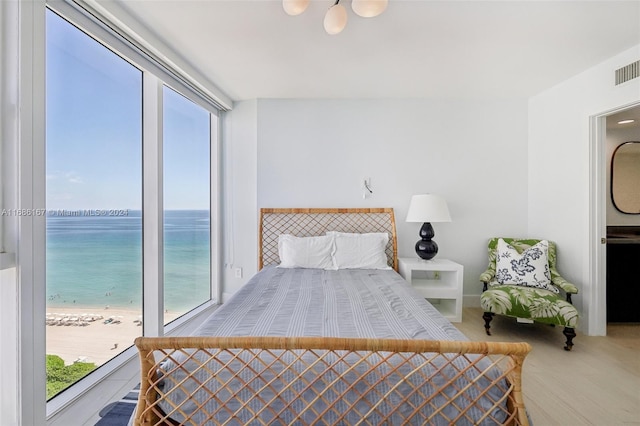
<box><xmin>457</xmin><ymin>307</ymin><xmax>640</xmax><ymax>425</ymax></box>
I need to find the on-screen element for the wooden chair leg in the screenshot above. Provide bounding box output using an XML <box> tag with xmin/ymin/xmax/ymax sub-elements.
<box><xmin>483</xmin><ymin>312</ymin><xmax>494</xmax><ymax>336</ymax></box>
<box><xmin>563</xmin><ymin>327</ymin><xmax>576</xmax><ymax>351</ymax></box>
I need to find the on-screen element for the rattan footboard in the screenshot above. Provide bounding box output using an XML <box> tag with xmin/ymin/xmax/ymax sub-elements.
<box><xmin>134</xmin><ymin>337</ymin><xmax>531</xmax><ymax>426</ymax></box>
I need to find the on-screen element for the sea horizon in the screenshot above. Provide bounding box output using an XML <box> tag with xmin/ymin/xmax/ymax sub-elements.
<box><xmin>46</xmin><ymin>209</ymin><xmax>211</xmax><ymax>313</ymax></box>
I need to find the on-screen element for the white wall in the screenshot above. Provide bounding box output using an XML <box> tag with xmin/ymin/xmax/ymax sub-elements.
<box><xmin>221</xmin><ymin>100</ymin><xmax>258</xmax><ymax>299</ymax></box>
<box><xmin>528</xmin><ymin>44</ymin><xmax>640</xmax><ymax>335</ymax></box>
<box><xmin>0</xmin><ymin>0</ymin><xmax>19</xmax><ymax>421</ymax></box>
<box><xmin>220</xmin><ymin>98</ymin><xmax>530</xmax><ymax>302</ymax></box>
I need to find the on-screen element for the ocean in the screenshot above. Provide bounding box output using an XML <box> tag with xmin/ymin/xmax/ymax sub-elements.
<box><xmin>46</xmin><ymin>210</ymin><xmax>211</xmax><ymax>313</ymax></box>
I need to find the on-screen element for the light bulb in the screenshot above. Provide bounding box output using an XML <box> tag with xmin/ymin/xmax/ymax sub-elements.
<box><xmin>324</xmin><ymin>3</ymin><xmax>348</xmax><ymax>35</ymax></box>
<box><xmin>351</xmin><ymin>0</ymin><xmax>388</xmax><ymax>18</ymax></box>
<box><xmin>283</xmin><ymin>0</ymin><xmax>310</xmax><ymax>16</ymax></box>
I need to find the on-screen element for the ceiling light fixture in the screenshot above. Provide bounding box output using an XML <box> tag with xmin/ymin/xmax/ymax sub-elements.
<box><xmin>283</xmin><ymin>0</ymin><xmax>310</xmax><ymax>16</ymax></box>
<box><xmin>618</xmin><ymin>119</ymin><xmax>635</xmax><ymax>124</ymax></box>
<box><xmin>283</xmin><ymin>0</ymin><xmax>388</xmax><ymax>35</ymax></box>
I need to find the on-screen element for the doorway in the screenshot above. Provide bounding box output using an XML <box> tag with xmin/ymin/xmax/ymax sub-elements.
<box><xmin>591</xmin><ymin>102</ymin><xmax>640</xmax><ymax>335</ymax></box>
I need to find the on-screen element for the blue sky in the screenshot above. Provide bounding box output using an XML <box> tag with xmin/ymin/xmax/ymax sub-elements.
<box><xmin>46</xmin><ymin>10</ymin><xmax>210</xmax><ymax>211</ymax></box>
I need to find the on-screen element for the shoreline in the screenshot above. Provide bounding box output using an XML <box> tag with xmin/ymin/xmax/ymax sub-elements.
<box><xmin>46</xmin><ymin>306</ymin><xmax>180</xmax><ymax>365</ymax></box>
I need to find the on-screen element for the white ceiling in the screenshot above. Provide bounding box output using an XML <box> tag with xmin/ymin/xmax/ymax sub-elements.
<box><xmin>97</xmin><ymin>0</ymin><xmax>640</xmax><ymax>102</ymax></box>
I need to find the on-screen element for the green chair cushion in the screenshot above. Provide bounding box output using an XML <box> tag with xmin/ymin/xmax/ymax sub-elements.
<box><xmin>481</xmin><ymin>285</ymin><xmax>578</xmax><ymax>327</ymax></box>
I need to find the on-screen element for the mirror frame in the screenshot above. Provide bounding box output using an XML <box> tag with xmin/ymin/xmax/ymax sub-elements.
<box><xmin>611</xmin><ymin>141</ymin><xmax>640</xmax><ymax>214</ymax></box>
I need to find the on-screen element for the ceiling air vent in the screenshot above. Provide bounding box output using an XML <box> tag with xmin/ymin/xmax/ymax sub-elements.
<box><xmin>615</xmin><ymin>60</ymin><xmax>639</xmax><ymax>85</ymax></box>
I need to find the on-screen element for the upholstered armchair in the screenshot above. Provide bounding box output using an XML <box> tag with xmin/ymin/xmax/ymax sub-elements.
<box><xmin>480</xmin><ymin>238</ymin><xmax>579</xmax><ymax>350</ymax></box>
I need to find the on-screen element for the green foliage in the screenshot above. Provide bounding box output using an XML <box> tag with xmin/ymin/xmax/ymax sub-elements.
<box><xmin>46</xmin><ymin>354</ymin><xmax>97</xmax><ymax>399</ymax></box>
<box><xmin>46</xmin><ymin>354</ymin><xmax>65</xmax><ymax>371</ymax></box>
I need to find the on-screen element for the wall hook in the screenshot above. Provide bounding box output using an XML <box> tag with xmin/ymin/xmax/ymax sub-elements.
<box><xmin>364</xmin><ymin>179</ymin><xmax>373</xmax><ymax>194</ymax></box>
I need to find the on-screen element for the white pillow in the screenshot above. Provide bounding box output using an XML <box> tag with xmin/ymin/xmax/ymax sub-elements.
<box><xmin>327</xmin><ymin>231</ymin><xmax>390</xmax><ymax>270</ymax></box>
<box><xmin>277</xmin><ymin>234</ymin><xmax>336</xmax><ymax>269</ymax></box>
<box><xmin>495</xmin><ymin>239</ymin><xmax>557</xmax><ymax>293</ymax></box>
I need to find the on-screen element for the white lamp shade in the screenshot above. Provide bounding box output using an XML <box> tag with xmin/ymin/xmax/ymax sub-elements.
<box><xmin>324</xmin><ymin>4</ymin><xmax>348</xmax><ymax>35</ymax></box>
<box><xmin>406</xmin><ymin>194</ymin><xmax>452</xmax><ymax>223</ymax></box>
<box><xmin>283</xmin><ymin>0</ymin><xmax>310</xmax><ymax>16</ymax></box>
<box><xmin>351</xmin><ymin>0</ymin><xmax>388</xmax><ymax>18</ymax></box>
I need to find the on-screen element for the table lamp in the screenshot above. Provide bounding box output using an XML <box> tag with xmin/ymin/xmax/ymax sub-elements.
<box><xmin>406</xmin><ymin>194</ymin><xmax>451</xmax><ymax>260</ymax></box>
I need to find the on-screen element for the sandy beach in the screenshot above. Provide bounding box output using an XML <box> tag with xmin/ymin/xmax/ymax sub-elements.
<box><xmin>46</xmin><ymin>307</ymin><xmax>180</xmax><ymax>365</ymax></box>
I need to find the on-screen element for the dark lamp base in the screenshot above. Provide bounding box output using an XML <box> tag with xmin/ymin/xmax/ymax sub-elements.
<box><xmin>415</xmin><ymin>239</ymin><xmax>438</xmax><ymax>260</ymax></box>
<box><xmin>415</xmin><ymin>222</ymin><xmax>439</xmax><ymax>260</ymax></box>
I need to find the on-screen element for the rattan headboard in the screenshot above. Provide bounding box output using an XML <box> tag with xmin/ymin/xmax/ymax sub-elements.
<box><xmin>259</xmin><ymin>208</ymin><xmax>398</xmax><ymax>271</ymax></box>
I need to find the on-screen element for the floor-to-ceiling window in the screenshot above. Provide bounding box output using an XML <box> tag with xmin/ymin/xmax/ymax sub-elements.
<box><xmin>45</xmin><ymin>7</ymin><xmax>218</xmax><ymax>402</ymax></box>
<box><xmin>45</xmin><ymin>10</ymin><xmax>142</xmax><ymax>399</ymax></box>
<box><xmin>163</xmin><ymin>87</ymin><xmax>211</xmax><ymax>324</ymax></box>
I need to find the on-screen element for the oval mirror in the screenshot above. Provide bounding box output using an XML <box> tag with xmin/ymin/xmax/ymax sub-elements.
<box><xmin>612</xmin><ymin>141</ymin><xmax>640</xmax><ymax>214</ymax></box>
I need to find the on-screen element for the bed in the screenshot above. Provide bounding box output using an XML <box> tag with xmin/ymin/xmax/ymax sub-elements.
<box><xmin>134</xmin><ymin>208</ymin><xmax>531</xmax><ymax>425</ymax></box>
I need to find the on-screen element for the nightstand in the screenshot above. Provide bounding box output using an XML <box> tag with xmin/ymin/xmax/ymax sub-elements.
<box><xmin>398</xmin><ymin>258</ymin><xmax>464</xmax><ymax>322</ymax></box>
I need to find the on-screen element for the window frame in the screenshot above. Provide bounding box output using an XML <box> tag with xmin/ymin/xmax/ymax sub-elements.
<box><xmin>37</xmin><ymin>1</ymin><xmax>223</xmax><ymax>419</ymax></box>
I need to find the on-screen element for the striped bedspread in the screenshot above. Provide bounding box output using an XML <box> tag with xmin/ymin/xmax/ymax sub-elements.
<box><xmin>157</xmin><ymin>267</ymin><xmax>507</xmax><ymax>425</ymax></box>
<box><xmin>194</xmin><ymin>266</ymin><xmax>465</xmax><ymax>342</ymax></box>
